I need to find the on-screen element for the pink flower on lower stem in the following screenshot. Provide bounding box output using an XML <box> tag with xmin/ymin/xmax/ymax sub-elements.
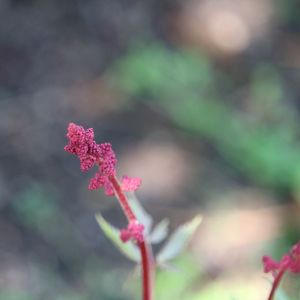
<box><xmin>263</xmin><ymin>241</ymin><xmax>300</xmax><ymax>276</ymax></box>
<box><xmin>120</xmin><ymin>221</ymin><xmax>145</xmax><ymax>243</ymax></box>
<box><xmin>262</xmin><ymin>256</ymin><xmax>280</xmax><ymax>275</ymax></box>
<box><xmin>263</xmin><ymin>242</ymin><xmax>300</xmax><ymax>300</ymax></box>
<box><xmin>121</xmin><ymin>176</ymin><xmax>142</xmax><ymax>192</ymax></box>
<box><xmin>89</xmin><ymin>174</ymin><xmax>141</xmax><ymax>195</ymax></box>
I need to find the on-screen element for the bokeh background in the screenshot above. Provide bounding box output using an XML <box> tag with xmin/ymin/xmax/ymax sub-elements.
<box><xmin>1</xmin><ymin>0</ymin><xmax>300</xmax><ymax>299</ymax></box>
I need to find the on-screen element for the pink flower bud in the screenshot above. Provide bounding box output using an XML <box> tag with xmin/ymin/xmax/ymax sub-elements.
<box><xmin>120</xmin><ymin>221</ymin><xmax>145</xmax><ymax>243</ymax></box>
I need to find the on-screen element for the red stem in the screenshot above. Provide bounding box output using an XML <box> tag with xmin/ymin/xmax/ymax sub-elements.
<box><xmin>109</xmin><ymin>175</ymin><xmax>154</xmax><ymax>300</ymax></box>
<box><xmin>140</xmin><ymin>241</ymin><xmax>154</xmax><ymax>300</ymax></box>
<box><xmin>267</xmin><ymin>268</ymin><xmax>286</xmax><ymax>300</ymax></box>
<box><xmin>109</xmin><ymin>175</ymin><xmax>136</xmax><ymax>222</ymax></box>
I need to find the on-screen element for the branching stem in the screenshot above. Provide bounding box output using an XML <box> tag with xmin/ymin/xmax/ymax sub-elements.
<box><xmin>109</xmin><ymin>174</ymin><xmax>154</xmax><ymax>300</ymax></box>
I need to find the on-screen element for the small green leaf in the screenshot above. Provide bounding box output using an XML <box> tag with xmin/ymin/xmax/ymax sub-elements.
<box><xmin>150</xmin><ymin>219</ymin><xmax>169</xmax><ymax>244</ymax></box>
<box><xmin>95</xmin><ymin>213</ymin><xmax>140</xmax><ymax>262</ymax></box>
<box><xmin>276</xmin><ymin>287</ymin><xmax>291</xmax><ymax>300</ymax></box>
<box><xmin>157</xmin><ymin>262</ymin><xmax>180</xmax><ymax>273</ymax></box>
<box><xmin>155</xmin><ymin>255</ymin><xmax>200</xmax><ymax>300</ymax></box>
<box><xmin>156</xmin><ymin>215</ymin><xmax>202</xmax><ymax>264</ymax></box>
<box><xmin>126</xmin><ymin>193</ymin><xmax>153</xmax><ymax>235</ymax></box>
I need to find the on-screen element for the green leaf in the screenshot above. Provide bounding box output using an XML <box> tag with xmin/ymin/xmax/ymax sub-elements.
<box><xmin>276</xmin><ymin>287</ymin><xmax>291</xmax><ymax>300</ymax></box>
<box><xmin>156</xmin><ymin>215</ymin><xmax>202</xmax><ymax>264</ymax></box>
<box><xmin>95</xmin><ymin>213</ymin><xmax>140</xmax><ymax>262</ymax></box>
<box><xmin>126</xmin><ymin>193</ymin><xmax>153</xmax><ymax>235</ymax></box>
<box><xmin>149</xmin><ymin>219</ymin><xmax>169</xmax><ymax>244</ymax></box>
<box><xmin>155</xmin><ymin>255</ymin><xmax>200</xmax><ymax>300</ymax></box>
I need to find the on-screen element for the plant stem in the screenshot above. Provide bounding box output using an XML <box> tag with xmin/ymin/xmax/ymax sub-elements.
<box><xmin>109</xmin><ymin>175</ymin><xmax>154</xmax><ymax>300</ymax></box>
<box><xmin>140</xmin><ymin>241</ymin><xmax>154</xmax><ymax>300</ymax></box>
<box><xmin>109</xmin><ymin>175</ymin><xmax>136</xmax><ymax>222</ymax></box>
<box><xmin>267</xmin><ymin>268</ymin><xmax>286</xmax><ymax>300</ymax></box>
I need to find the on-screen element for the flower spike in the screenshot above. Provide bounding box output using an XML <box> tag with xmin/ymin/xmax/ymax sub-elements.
<box><xmin>65</xmin><ymin>122</ymin><xmax>153</xmax><ymax>300</ymax></box>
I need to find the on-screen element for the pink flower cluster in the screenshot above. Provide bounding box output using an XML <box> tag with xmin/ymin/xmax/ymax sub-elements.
<box><xmin>121</xmin><ymin>176</ymin><xmax>142</xmax><ymax>192</ymax></box>
<box><xmin>64</xmin><ymin>122</ymin><xmax>141</xmax><ymax>195</ymax></box>
<box><xmin>263</xmin><ymin>241</ymin><xmax>300</xmax><ymax>276</ymax></box>
<box><xmin>120</xmin><ymin>221</ymin><xmax>145</xmax><ymax>243</ymax></box>
<box><xmin>64</xmin><ymin>123</ymin><xmax>105</xmax><ymax>172</ymax></box>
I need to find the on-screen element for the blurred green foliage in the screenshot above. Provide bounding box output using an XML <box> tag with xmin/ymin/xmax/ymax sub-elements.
<box><xmin>113</xmin><ymin>42</ymin><xmax>300</xmax><ymax>195</ymax></box>
<box><xmin>154</xmin><ymin>255</ymin><xmax>199</xmax><ymax>300</ymax></box>
<box><xmin>0</xmin><ymin>292</ymin><xmax>32</xmax><ymax>300</ymax></box>
<box><xmin>8</xmin><ymin>184</ymin><xmax>133</xmax><ymax>300</ymax></box>
<box><xmin>13</xmin><ymin>184</ymin><xmax>86</xmax><ymax>263</ymax></box>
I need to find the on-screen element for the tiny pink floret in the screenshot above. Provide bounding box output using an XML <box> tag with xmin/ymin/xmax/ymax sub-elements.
<box><xmin>121</xmin><ymin>176</ymin><xmax>142</xmax><ymax>192</ymax></box>
<box><xmin>64</xmin><ymin>123</ymin><xmax>101</xmax><ymax>172</ymax></box>
<box><xmin>262</xmin><ymin>241</ymin><xmax>300</xmax><ymax>276</ymax></box>
<box><xmin>99</xmin><ymin>143</ymin><xmax>117</xmax><ymax>176</ymax></box>
<box><xmin>120</xmin><ymin>221</ymin><xmax>145</xmax><ymax>243</ymax></box>
<box><xmin>262</xmin><ymin>256</ymin><xmax>280</xmax><ymax>275</ymax></box>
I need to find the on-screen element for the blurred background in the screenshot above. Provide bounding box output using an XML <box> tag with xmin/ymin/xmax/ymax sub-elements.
<box><xmin>1</xmin><ymin>0</ymin><xmax>300</xmax><ymax>299</ymax></box>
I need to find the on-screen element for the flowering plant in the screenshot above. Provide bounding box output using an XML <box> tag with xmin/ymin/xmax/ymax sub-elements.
<box><xmin>64</xmin><ymin>122</ymin><xmax>201</xmax><ymax>300</ymax></box>
<box><xmin>65</xmin><ymin>122</ymin><xmax>300</xmax><ymax>300</ymax></box>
